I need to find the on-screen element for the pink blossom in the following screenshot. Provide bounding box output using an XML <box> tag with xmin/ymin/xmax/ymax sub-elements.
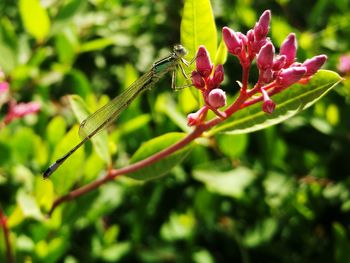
<box><xmin>337</xmin><ymin>54</ymin><xmax>350</xmax><ymax>74</ymax></box>
<box><xmin>280</xmin><ymin>33</ymin><xmax>297</xmax><ymax>67</ymax></box>
<box><xmin>272</xmin><ymin>55</ymin><xmax>286</xmax><ymax>71</ymax></box>
<box><xmin>222</xmin><ymin>27</ymin><xmax>243</xmax><ymax>56</ymax></box>
<box><xmin>196</xmin><ymin>46</ymin><xmax>213</xmax><ymax>78</ymax></box>
<box><xmin>4</xmin><ymin>101</ymin><xmax>41</xmax><ymax>124</ymax></box>
<box><xmin>254</xmin><ymin>10</ymin><xmax>271</xmax><ymax>41</ymax></box>
<box><xmin>276</xmin><ymin>66</ymin><xmax>307</xmax><ymax>87</ymax></box>
<box><xmin>208</xmin><ymin>89</ymin><xmax>226</xmax><ymax>109</ymax></box>
<box><xmin>187</xmin><ymin>106</ymin><xmax>208</xmax><ymax>126</ymax></box>
<box><xmin>257</xmin><ymin>42</ymin><xmax>275</xmax><ymax>70</ymax></box>
<box><xmin>302</xmin><ymin>55</ymin><xmax>327</xmax><ymax>77</ymax></box>
<box><xmin>261</xmin><ymin>88</ymin><xmax>276</xmax><ymax>114</ymax></box>
<box><xmin>191</xmin><ymin>71</ymin><xmax>205</xmax><ymax>89</ymax></box>
<box><xmin>0</xmin><ymin>82</ymin><xmax>9</xmax><ymax>94</ymax></box>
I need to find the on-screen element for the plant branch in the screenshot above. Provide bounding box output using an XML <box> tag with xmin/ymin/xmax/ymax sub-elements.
<box><xmin>48</xmin><ymin>63</ymin><xmax>274</xmax><ymax>216</ymax></box>
<box><xmin>0</xmin><ymin>207</ymin><xmax>14</xmax><ymax>263</ymax></box>
<box><xmin>48</xmin><ymin>125</ymin><xmax>207</xmax><ymax>215</ymax></box>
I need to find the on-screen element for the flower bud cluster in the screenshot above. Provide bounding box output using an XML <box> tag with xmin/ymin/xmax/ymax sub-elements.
<box><xmin>187</xmin><ymin>46</ymin><xmax>226</xmax><ymax>126</ymax></box>
<box><xmin>187</xmin><ymin>9</ymin><xmax>327</xmax><ymax>124</ymax></box>
<box><xmin>222</xmin><ymin>10</ymin><xmax>327</xmax><ymax>114</ymax></box>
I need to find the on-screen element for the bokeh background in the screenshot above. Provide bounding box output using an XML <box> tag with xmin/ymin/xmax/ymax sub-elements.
<box><xmin>1</xmin><ymin>0</ymin><xmax>350</xmax><ymax>262</ymax></box>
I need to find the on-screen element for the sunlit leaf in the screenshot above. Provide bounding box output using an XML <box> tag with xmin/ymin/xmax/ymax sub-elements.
<box><xmin>214</xmin><ymin>40</ymin><xmax>228</xmax><ymax>66</ymax></box>
<box><xmin>127</xmin><ymin>133</ymin><xmax>193</xmax><ymax>180</ymax></box>
<box><xmin>17</xmin><ymin>190</ymin><xmax>44</xmax><ymax>221</ymax></box>
<box><xmin>19</xmin><ymin>0</ymin><xmax>51</xmax><ymax>42</ymax></box>
<box><xmin>34</xmin><ymin>177</ymin><xmax>54</xmax><ymax>212</ymax></box>
<box><xmin>193</xmin><ymin>166</ymin><xmax>255</xmax><ymax>199</ymax></box>
<box><xmin>209</xmin><ymin>70</ymin><xmax>342</xmax><ymax>135</ymax></box>
<box><xmin>181</xmin><ymin>0</ymin><xmax>217</xmax><ymax>62</ymax></box>
<box><xmin>80</xmin><ymin>38</ymin><xmax>115</xmax><ymax>53</ymax></box>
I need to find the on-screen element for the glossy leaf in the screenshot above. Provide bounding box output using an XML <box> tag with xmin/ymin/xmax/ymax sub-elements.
<box><xmin>209</xmin><ymin>70</ymin><xmax>342</xmax><ymax>135</ymax></box>
<box><xmin>19</xmin><ymin>0</ymin><xmax>51</xmax><ymax>42</ymax></box>
<box><xmin>127</xmin><ymin>133</ymin><xmax>193</xmax><ymax>180</ymax></box>
<box><xmin>180</xmin><ymin>0</ymin><xmax>217</xmax><ymax>62</ymax></box>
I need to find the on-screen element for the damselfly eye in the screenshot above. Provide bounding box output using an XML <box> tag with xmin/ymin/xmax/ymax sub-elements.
<box><xmin>174</xmin><ymin>44</ymin><xmax>188</xmax><ymax>57</ymax></box>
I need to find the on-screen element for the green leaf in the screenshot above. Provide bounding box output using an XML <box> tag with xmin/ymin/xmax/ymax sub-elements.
<box><xmin>69</xmin><ymin>95</ymin><xmax>110</xmax><ymax>165</ymax></box>
<box><xmin>19</xmin><ymin>0</ymin><xmax>51</xmax><ymax>42</ymax></box>
<box><xmin>127</xmin><ymin>133</ymin><xmax>193</xmax><ymax>181</ymax></box>
<box><xmin>47</xmin><ymin>116</ymin><xmax>67</xmax><ymax>147</ymax></box>
<box><xmin>80</xmin><ymin>38</ymin><xmax>115</xmax><ymax>53</ymax></box>
<box><xmin>209</xmin><ymin>70</ymin><xmax>342</xmax><ymax>135</ymax></box>
<box><xmin>50</xmin><ymin>125</ymin><xmax>85</xmax><ymax>194</ymax></box>
<box><xmin>214</xmin><ymin>40</ymin><xmax>228</xmax><ymax>66</ymax></box>
<box><xmin>193</xmin><ymin>166</ymin><xmax>255</xmax><ymax>199</ymax></box>
<box><xmin>160</xmin><ymin>211</ymin><xmax>196</xmax><ymax>241</ymax></box>
<box><xmin>54</xmin><ymin>28</ymin><xmax>79</xmax><ymax>65</ymax></box>
<box><xmin>215</xmin><ymin>133</ymin><xmax>248</xmax><ymax>158</ymax></box>
<box><xmin>242</xmin><ymin>218</ymin><xmax>278</xmax><ymax>248</ymax></box>
<box><xmin>333</xmin><ymin>222</ymin><xmax>350</xmax><ymax>263</ymax></box>
<box><xmin>180</xmin><ymin>0</ymin><xmax>217</xmax><ymax>62</ymax></box>
<box><xmin>17</xmin><ymin>190</ymin><xmax>44</xmax><ymax>221</ymax></box>
<box><xmin>0</xmin><ymin>18</ymin><xmax>17</xmax><ymax>72</ymax></box>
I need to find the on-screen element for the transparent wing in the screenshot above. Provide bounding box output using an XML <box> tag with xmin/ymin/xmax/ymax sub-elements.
<box><xmin>79</xmin><ymin>70</ymin><xmax>155</xmax><ymax>138</ymax></box>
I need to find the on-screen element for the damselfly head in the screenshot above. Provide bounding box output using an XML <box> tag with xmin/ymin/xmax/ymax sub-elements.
<box><xmin>173</xmin><ymin>44</ymin><xmax>188</xmax><ymax>57</ymax></box>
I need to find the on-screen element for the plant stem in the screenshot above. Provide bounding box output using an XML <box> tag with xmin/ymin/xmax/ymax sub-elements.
<box><xmin>48</xmin><ymin>66</ymin><xmax>258</xmax><ymax>215</ymax></box>
<box><xmin>0</xmin><ymin>208</ymin><xmax>14</xmax><ymax>263</ymax></box>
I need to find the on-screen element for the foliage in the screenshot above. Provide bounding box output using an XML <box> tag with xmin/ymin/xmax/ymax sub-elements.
<box><xmin>0</xmin><ymin>0</ymin><xmax>349</xmax><ymax>262</ymax></box>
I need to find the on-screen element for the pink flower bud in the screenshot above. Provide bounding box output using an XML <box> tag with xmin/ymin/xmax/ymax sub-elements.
<box><xmin>257</xmin><ymin>42</ymin><xmax>275</xmax><ymax>70</ymax></box>
<box><xmin>254</xmin><ymin>10</ymin><xmax>271</xmax><ymax>41</ymax></box>
<box><xmin>208</xmin><ymin>88</ymin><xmax>226</xmax><ymax>109</ymax></box>
<box><xmin>260</xmin><ymin>68</ymin><xmax>273</xmax><ymax>83</ymax></box>
<box><xmin>191</xmin><ymin>71</ymin><xmax>205</xmax><ymax>89</ymax></box>
<box><xmin>277</xmin><ymin>66</ymin><xmax>306</xmax><ymax>87</ymax></box>
<box><xmin>196</xmin><ymin>46</ymin><xmax>213</xmax><ymax>78</ymax></box>
<box><xmin>237</xmin><ymin>32</ymin><xmax>248</xmax><ymax>46</ymax></box>
<box><xmin>261</xmin><ymin>88</ymin><xmax>276</xmax><ymax>114</ymax></box>
<box><xmin>213</xmin><ymin>64</ymin><xmax>224</xmax><ymax>85</ymax></box>
<box><xmin>272</xmin><ymin>55</ymin><xmax>286</xmax><ymax>71</ymax></box>
<box><xmin>337</xmin><ymin>54</ymin><xmax>350</xmax><ymax>74</ymax></box>
<box><xmin>262</xmin><ymin>99</ymin><xmax>276</xmax><ymax>114</ymax></box>
<box><xmin>302</xmin><ymin>55</ymin><xmax>327</xmax><ymax>77</ymax></box>
<box><xmin>280</xmin><ymin>33</ymin><xmax>297</xmax><ymax>67</ymax></box>
<box><xmin>187</xmin><ymin>106</ymin><xmax>208</xmax><ymax>126</ymax></box>
<box><xmin>0</xmin><ymin>82</ymin><xmax>9</xmax><ymax>93</ymax></box>
<box><xmin>247</xmin><ymin>29</ymin><xmax>255</xmax><ymax>43</ymax></box>
<box><xmin>250</xmin><ymin>38</ymin><xmax>269</xmax><ymax>56</ymax></box>
<box><xmin>222</xmin><ymin>27</ymin><xmax>243</xmax><ymax>56</ymax></box>
<box><xmin>4</xmin><ymin>101</ymin><xmax>41</xmax><ymax>124</ymax></box>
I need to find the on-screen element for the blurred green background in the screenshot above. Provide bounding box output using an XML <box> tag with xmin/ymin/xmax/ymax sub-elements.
<box><xmin>1</xmin><ymin>0</ymin><xmax>350</xmax><ymax>262</ymax></box>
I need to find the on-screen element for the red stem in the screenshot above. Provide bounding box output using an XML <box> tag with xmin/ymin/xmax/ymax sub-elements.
<box><xmin>48</xmin><ymin>65</ymin><xmax>258</xmax><ymax>215</ymax></box>
<box><xmin>0</xmin><ymin>208</ymin><xmax>14</xmax><ymax>263</ymax></box>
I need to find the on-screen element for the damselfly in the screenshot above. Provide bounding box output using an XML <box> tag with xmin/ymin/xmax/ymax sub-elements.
<box><xmin>43</xmin><ymin>44</ymin><xmax>190</xmax><ymax>178</ymax></box>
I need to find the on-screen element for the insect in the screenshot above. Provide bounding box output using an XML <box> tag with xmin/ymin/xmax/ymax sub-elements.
<box><xmin>43</xmin><ymin>45</ymin><xmax>190</xmax><ymax>178</ymax></box>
